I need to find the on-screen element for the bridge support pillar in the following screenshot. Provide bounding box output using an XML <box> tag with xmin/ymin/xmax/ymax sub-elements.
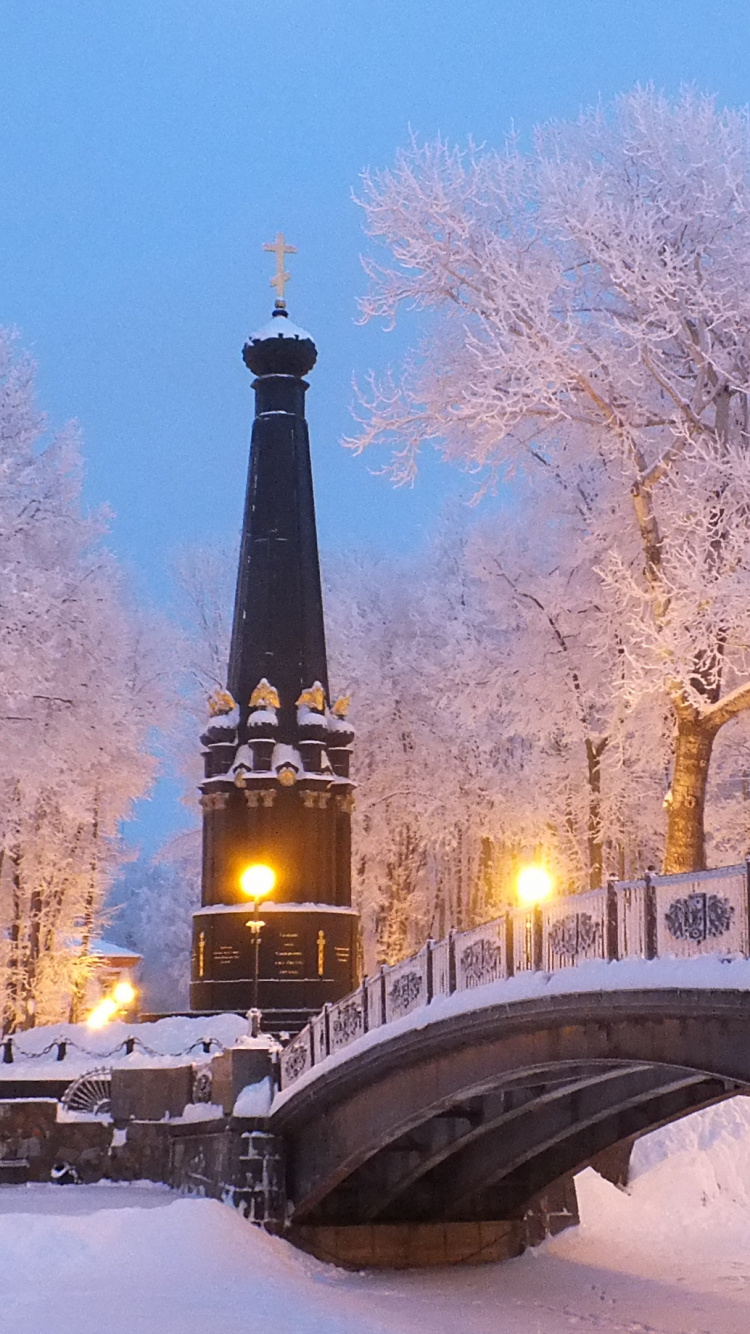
<box><xmin>288</xmin><ymin>1175</ymin><xmax>579</xmax><ymax>1269</ymax></box>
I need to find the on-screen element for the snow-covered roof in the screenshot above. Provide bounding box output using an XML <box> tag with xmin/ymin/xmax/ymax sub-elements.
<box><xmin>193</xmin><ymin>902</ymin><xmax>360</xmax><ymax>917</ymax></box>
<box><xmin>205</xmin><ymin>707</ymin><xmax>239</xmax><ymax>732</ymax></box>
<box><xmin>230</xmin><ymin>744</ymin><xmax>253</xmax><ymax>778</ymax></box>
<box><xmin>247</xmin><ymin>707</ymin><xmax>278</xmax><ymax>728</ymax></box>
<box><xmin>297</xmin><ymin>706</ymin><xmax>326</xmax><ymax>728</ymax></box>
<box><xmin>90</xmin><ymin>939</ymin><xmax>142</xmax><ymax>962</ymax></box>
<box><xmin>272</xmin><ymin>743</ymin><xmax>302</xmax><ymax>773</ymax></box>
<box><xmin>249</xmin><ymin>314</ymin><xmax>313</xmax><ymax>343</ymax></box>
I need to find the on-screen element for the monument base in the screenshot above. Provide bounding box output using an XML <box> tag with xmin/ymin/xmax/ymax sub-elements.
<box><xmin>190</xmin><ymin>903</ymin><xmax>359</xmax><ymax>1028</ymax></box>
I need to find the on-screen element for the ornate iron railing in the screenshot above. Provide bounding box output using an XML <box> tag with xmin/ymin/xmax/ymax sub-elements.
<box><xmin>278</xmin><ymin>860</ymin><xmax>750</xmax><ymax>1090</ymax></box>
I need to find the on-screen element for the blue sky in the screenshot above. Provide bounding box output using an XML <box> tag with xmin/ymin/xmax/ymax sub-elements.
<box><xmin>1</xmin><ymin>0</ymin><xmax>748</xmax><ymax>848</ymax></box>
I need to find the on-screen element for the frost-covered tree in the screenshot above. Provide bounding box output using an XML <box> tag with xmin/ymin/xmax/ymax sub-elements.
<box><xmin>351</xmin><ymin>88</ymin><xmax>750</xmax><ymax>872</ymax></box>
<box><xmin>0</xmin><ymin>331</ymin><xmax>163</xmax><ymax>1029</ymax></box>
<box><xmin>167</xmin><ymin>542</ymin><xmax>237</xmax><ymax>802</ymax></box>
<box><xmin>109</xmin><ymin>832</ymin><xmax>200</xmax><ymax>1012</ymax></box>
<box><xmin>326</xmin><ymin>529</ymin><xmax>532</xmax><ymax>964</ymax></box>
<box><xmin>467</xmin><ymin>495</ymin><xmax>669</xmax><ymax>888</ymax></box>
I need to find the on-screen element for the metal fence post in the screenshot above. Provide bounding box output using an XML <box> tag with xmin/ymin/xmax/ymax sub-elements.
<box><xmin>425</xmin><ymin>939</ymin><xmax>434</xmax><ymax>1004</ymax></box>
<box><xmin>532</xmin><ymin>906</ymin><xmax>544</xmax><ymax>971</ymax></box>
<box><xmin>505</xmin><ymin>913</ymin><xmax>515</xmax><ymax>978</ymax></box>
<box><xmin>644</xmin><ymin>872</ymin><xmax>657</xmax><ymax>959</ymax></box>
<box><xmin>448</xmin><ymin>929</ymin><xmax>457</xmax><ymax>994</ymax></box>
<box><xmin>606</xmin><ymin>878</ymin><xmax>619</xmax><ymax>961</ymax></box>
<box><xmin>745</xmin><ymin>857</ymin><xmax>750</xmax><ymax>957</ymax></box>
<box><xmin>323</xmin><ymin>1003</ymin><xmax>331</xmax><ymax>1057</ymax></box>
<box><xmin>308</xmin><ymin>1021</ymin><xmax>316</xmax><ymax>1069</ymax></box>
<box><xmin>361</xmin><ymin>975</ymin><xmax>369</xmax><ymax>1033</ymax></box>
<box><xmin>380</xmin><ymin>965</ymin><xmax>387</xmax><ymax>1024</ymax></box>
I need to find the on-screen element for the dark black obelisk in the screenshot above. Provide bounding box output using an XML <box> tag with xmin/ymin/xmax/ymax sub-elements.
<box><xmin>190</xmin><ymin>248</ymin><xmax>358</xmax><ymax>1033</ymax></box>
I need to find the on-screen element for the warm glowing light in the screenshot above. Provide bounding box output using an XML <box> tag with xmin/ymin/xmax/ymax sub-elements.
<box><xmin>517</xmin><ymin>864</ymin><xmax>554</xmax><ymax>906</ymax></box>
<box><xmin>240</xmin><ymin>863</ymin><xmax>276</xmax><ymax>901</ymax></box>
<box><xmin>87</xmin><ymin>997</ymin><xmax>118</xmax><ymax>1029</ymax></box>
<box><xmin>113</xmin><ymin>981</ymin><xmax>136</xmax><ymax>1007</ymax></box>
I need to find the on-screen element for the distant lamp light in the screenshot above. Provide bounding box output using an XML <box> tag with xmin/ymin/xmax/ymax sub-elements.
<box><xmin>241</xmin><ymin>864</ymin><xmax>275</xmax><ymax>1017</ymax></box>
<box><xmin>86</xmin><ymin>997</ymin><xmax>118</xmax><ymax>1029</ymax></box>
<box><xmin>517</xmin><ymin>864</ymin><xmax>554</xmax><ymax>906</ymax></box>
<box><xmin>112</xmin><ymin>981</ymin><xmax>136</xmax><ymax>1008</ymax></box>
<box><xmin>240</xmin><ymin>863</ymin><xmax>276</xmax><ymax>902</ymax></box>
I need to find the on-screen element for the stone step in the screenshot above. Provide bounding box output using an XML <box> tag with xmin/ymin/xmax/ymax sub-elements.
<box><xmin>0</xmin><ymin>1158</ymin><xmax>30</xmax><ymax>1185</ymax></box>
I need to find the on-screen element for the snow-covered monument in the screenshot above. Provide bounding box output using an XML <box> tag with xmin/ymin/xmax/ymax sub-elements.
<box><xmin>190</xmin><ymin>237</ymin><xmax>359</xmax><ymax>1032</ymax></box>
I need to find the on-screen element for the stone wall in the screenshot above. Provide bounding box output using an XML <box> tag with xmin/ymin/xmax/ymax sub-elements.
<box><xmin>0</xmin><ymin>1097</ymin><xmax>287</xmax><ymax>1230</ymax></box>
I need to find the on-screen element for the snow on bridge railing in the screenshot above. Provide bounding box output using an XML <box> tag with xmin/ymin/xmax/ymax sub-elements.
<box><xmin>279</xmin><ymin>859</ymin><xmax>750</xmax><ymax>1090</ymax></box>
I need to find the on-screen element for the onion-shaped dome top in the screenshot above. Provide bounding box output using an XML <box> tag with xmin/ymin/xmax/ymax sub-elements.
<box><xmin>243</xmin><ymin>307</ymin><xmax>317</xmax><ymax>377</ymax></box>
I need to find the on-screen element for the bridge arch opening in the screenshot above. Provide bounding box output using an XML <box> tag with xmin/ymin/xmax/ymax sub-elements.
<box><xmin>272</xmin><ymin>989</ymin><xmax>750</xmax><ymax>1230</ymax></box>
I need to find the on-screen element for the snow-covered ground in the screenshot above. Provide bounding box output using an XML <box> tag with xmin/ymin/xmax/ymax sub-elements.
<box><xmin>3</xmin><ymin>1097</ymin><xmax>750</xmax><ymax>1333</ymax></box>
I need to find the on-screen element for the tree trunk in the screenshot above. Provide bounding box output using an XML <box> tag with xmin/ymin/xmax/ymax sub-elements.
<box><xmin>663</xmin><ymin>716</ymin><xmax>718</xmax><ymax>873</ymax></box>
<box><xmin>585</xmin><ymin>738</ymin><xmax>606</xmax><ymax>890</ymax></box>
<box><xmin>69</xmin><ymin>802</ymin><xmax>99</xmax><ymax>1024</ymax></box>
<box><xmin>3</xmin><ymin>847</ymin><xmax>22</xmax><ymax>1035</ymax></box>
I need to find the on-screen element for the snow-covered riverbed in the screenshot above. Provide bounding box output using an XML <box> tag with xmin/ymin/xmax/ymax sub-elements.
<box><xmin>3</xmin><ymin>1097</ymin><xmax>750</xmax><ymax>1333</ymax></box>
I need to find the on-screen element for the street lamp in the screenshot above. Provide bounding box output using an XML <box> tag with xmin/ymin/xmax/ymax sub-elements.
<box><xmin>517</xmin><ymin>864</ymin><xmax>554</xmax><ymax>906</ymax></box>
<box><xmin>240</xmin><ymin>864</ymin><xmax>276</xmax><ymax>1015</ymax></box>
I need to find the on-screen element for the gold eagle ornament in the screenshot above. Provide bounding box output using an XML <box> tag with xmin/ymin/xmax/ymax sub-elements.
<box><xmin>296</xmin><ymin>682</ymin><xmax>326</xmax><ymax>713</ymax></box>
<box><xmin>207</xmin><ymin>688</ymin><xmax>237</xmax><ymax>717</ymax></box>
<box><xmin>249</xmin><ymin>679</ymin><xmax>280</xmax><ymax>710</ymax></box>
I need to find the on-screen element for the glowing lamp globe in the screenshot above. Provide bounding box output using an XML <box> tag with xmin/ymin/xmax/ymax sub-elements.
<box><xmin>113</xmin><ymin>981</ymin><xmax>136</xmax><ymax>1007</ymax></box>
<box><xmin>517</xmin><ymin>864</ymin><xmax>553</xmax><ymax>906</ymax></box>
<box><xmin>240</xmin><ymin>864</ymin><xmax>276</xmax><ymax>901</ymax></box>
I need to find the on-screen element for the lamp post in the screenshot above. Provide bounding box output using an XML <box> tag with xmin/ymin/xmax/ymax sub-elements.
<box><xmin>240</xmin><ymin>864</ymin><xmax>276</xmax><ymax>1018</ymax></box>
<box><xmin>516</xmin><ymin>864</ymin><xmax>553</xmax><ymax>972</ymax></box>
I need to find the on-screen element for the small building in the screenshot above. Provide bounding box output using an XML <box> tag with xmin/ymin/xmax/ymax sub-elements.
<box><xmin>88</xmin><ymin>938</ymin><xmax>142</xmax><ymax>1005</ymax></box>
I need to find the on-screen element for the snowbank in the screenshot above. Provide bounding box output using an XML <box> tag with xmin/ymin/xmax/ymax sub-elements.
<box><xmin>0</xmin><ymin>1012</ymin><xmax>249</xmax><ymax>1081</ymax></box>
<box><xmin>3</xmin><ymin>1099</ymin><xmax>750</xmax><ymax>1331</ymax></box>
<box><xmin>233</xmin><ymin>1076</ymin><xmax>274</xmax><ymax>1118</ymax></box>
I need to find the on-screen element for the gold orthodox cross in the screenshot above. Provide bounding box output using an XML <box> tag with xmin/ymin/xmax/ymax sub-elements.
<box><xmin>263</xmin><ymin>231</ymin><xmax>297</xmax><ymax>304</ymax></box>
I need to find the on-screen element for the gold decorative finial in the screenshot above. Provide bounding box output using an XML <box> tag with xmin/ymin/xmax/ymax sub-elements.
<box><xmin>208</xmin><ymin>688</ymin><xmax>236</xmax><ymax>717</ymax></box>
<box><xmin>263</xmin><ymin>231</ymin><xmax>297</xmax><ymax>305</ymax></box>
<box><xmin>331</xmin><ymin>695</ymin><xmax>351</xmax><ymax>720</ymax></box>
<box><xmin>249</xmin><ymin>679</ymin><xmax>280</xmax><ymax>711</ymax></box>
<box><xmin>296</xmin><ymin>683</ymin><xmax>326</xmax><ymax>713</ymax></box>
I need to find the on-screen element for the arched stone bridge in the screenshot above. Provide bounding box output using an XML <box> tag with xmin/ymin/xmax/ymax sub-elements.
<box><xmin>270</xmin><ymin>864</ymin><xmax>750</xmax><ymax>1265</ymax></box>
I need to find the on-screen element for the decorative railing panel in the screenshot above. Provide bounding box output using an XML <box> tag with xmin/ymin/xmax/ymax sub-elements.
<box><xmin>277</xmin><ymin>860</ymin><xmax>750</xmax><ymax>1090</ymax></box>
<box><xmin>655</xmin><ymin>865</ymin><xmax>748</xmax><ymax>959</ymax></box>
<box><xmin>616</xmin><ymin>880</ymin><xmax>649</xmax><ymax>960</ymax></box>
<box><xmin>430</xmin><ymin>937</ymin><xmax>452</xmax><ymax>998</ymax></box>
<box><xmin>280</xmin><ymin>1031</ymin><xmax>311</xmax><ymax>1086</ymax></box>
<box><xmin>383</xmin><ymin>950</ymin><xmax>428</xmax><ymax>1023</ymax></box>
<box><xmin>365</xmin><ymin>974</ymin><xmax>385</xmax><ymax>1031</ymax></box>
<box><xmin>543</xmin><ymin>888</ymin><xmax>608</xmax><ymax>971</ymax></box>
<box><xmin>328</xmin><ymin>992</ymin><xmax>366</xmax><ymax>1053</ymax></box>
<box><xmin>310</xmin><ymin>1012</ymin><xmax>327</xmax><ymax>1065</ymax></box>
<box><xmin>456</xmin><ymin>919</ymin><xmax>508</xmax><ymax>990</ymax></box>
<box><xmin>512</xmin><ymin>908</ymin><xmax>539</xmax><ymax>972</ymax></box>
